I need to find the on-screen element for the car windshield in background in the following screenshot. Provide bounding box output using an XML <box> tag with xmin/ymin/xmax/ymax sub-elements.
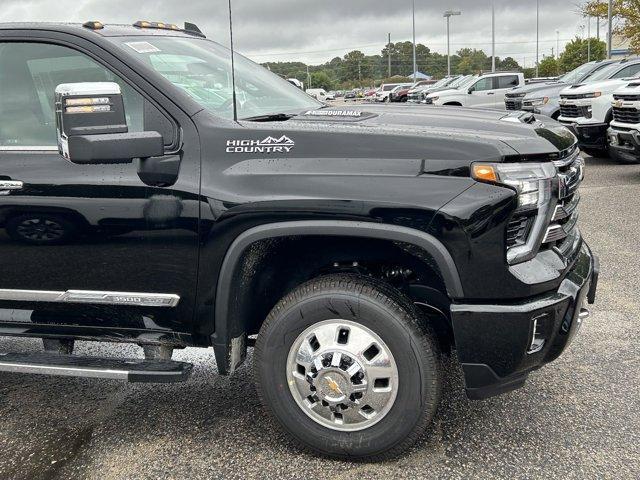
<box><xmin>582</xmin><ymin>62</ymin><xmax>623</xmax><ymax>82</ymax></box>
<box><xmin>110</xmin><ymin>36</ymin><xmax>321</xmax><ymax>120</ymax></box>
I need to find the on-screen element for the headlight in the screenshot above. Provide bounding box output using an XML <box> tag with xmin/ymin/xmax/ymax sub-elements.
<box><xmin>527</xmin><ymin>97</ymin><xmax>549</xmax><ymax>107</ymax></box>
<box><xmin>583</xmin><ymin>91</ymin><xmax>601</xmax><ymax>98</ymax></box>
<box><xmin>430</xmin><ymin>96</ymin><xmax>439</xmax><ymax>101</ymax></box>
<box><xmin>472</xmin><ymin>162</ymin><xmax>557</xmax><ymax>264</ymax></box>
<box><xmin>473</xmin><ymin>162</ymin><xmax>555</xmax><ymax>211</ymax></box>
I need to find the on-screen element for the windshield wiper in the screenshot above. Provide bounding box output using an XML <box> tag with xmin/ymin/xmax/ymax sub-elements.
<box><xmin>242</xmin><ymin>113</ymin><xmax>297</xmax><ymax>122</ymax></box>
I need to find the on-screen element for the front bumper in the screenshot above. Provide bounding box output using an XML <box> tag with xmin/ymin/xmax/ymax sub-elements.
<box><xmin>451</xmin><ymin>243</ymin><xmax>599</xmax><ymax>400</ymax></box>
<box><xmin>561</xmin><ymin>121</ymin><xmax>609</xmax><ymax>150</ymax></box>
<box><xmin>608</xmin><ymin>126</ymin><xmax>640</xmax><ymax>161</ymax></box>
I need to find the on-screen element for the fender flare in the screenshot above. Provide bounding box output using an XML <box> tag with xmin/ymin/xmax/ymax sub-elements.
<box><xmin>212</xmin><ymin>220</ymin><xmax>464</xmax><ymax>373</ymax></box>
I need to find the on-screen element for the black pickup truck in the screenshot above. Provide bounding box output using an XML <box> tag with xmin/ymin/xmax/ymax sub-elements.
<box><xmin>0</xmin><ymin>21</ymin><xmax>598</xmax><ymax>460</ymax></box>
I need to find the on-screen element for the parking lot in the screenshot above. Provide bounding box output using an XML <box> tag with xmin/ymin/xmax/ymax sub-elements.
<box><xmin>0</xmin><ymin>154</ymin><xmax>637</xmax><ymax>480</ymax></box>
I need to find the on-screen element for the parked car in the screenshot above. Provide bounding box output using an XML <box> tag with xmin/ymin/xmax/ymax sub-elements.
<box><xmin>306</xmin><ymin>88</ymin><xmax>333</xmax><ymax>101</ymax></box>
<box><xmin>0</xmin><ymin>20</ymin><xmax>598</xmax><ymax>461</ymax></box>
<box><xmin>505</xmin><ymin>59</ymin><xmax>619</xmax><ymax>112</ymax></box>
<box><xmin>532</xmin><ymin>59</ymin><xmax>639</xmax><ymax>121</ymax></box>
<box><xmin>375</xmin><ymin>83</ymin><xmax>409</xmax><ymax>102</ymax></box>
<box><xmin>388</xmin><ymin>84</ymin><xmax>413</xmax><ymax>102</ymax></box>
<box><xmin>390</xmin><ymin>80</ymin><xmax>436</xmax><ymax>102</ymax></box>
<box><xmin>287</xmin><ymin>78</ymin><xmax>304</xmax><ymax>89</ymax></box>
<box><xmin>558</xmin><ymin>59</ymin><xmax>640</xmax><ymax>157</ymax></box>
<box><xmin>414</xmin><ymin>75</ymin><xmax>474</xmax><ymax>104</ymax></box>
<box><xmin>407</xmin><ymin>75</ymin><xmax>460</xmax><ymax>103</ymax></box>
<box><xmin>344</xmin><ymin>90</ymin><xmax>357</xmax><ymax>99</ymax></box>
<box><xmin>607</xmin><ymin>80</ymin><xmax>640</xmax><ymax>163</ymax></box>
<box><xmin>427</xmin><ymin>72</ymin><xmax>525</xmax><ymax>109</ymax></box>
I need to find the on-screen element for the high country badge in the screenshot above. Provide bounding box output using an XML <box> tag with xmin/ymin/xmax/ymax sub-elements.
<box><xmin>226</xmin><ymin>135</ymin><xmax>295</xmax><ymax>153</ymax></box>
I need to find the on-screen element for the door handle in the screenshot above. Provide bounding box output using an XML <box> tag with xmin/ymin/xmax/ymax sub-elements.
<box><xmin>487</xmin><ymin>92</ymin><xmax>495</xmax><ymax>95</ymax></box>
<box><xmin>0</xmin><ymin>180</ymin><xmax>24</xmax><ymax>195</ymax></box>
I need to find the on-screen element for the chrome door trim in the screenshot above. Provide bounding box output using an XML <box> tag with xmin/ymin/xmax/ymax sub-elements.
<box><xmin>0</xmin><ymin>146</ymin><xmax>59</xmax><ymax>152</ymax></box>
<box><xmin>0</xmin><ymin>289</ymin><xmax>180</xmax><ymax>307</ymax></box>
<box><xmin>0</xmin><ymin>180</ymin><xmax>24</xmax><ymax>196</ymax></box>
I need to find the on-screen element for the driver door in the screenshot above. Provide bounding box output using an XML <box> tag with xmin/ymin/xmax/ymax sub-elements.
<box><xmin>0</xmin><ymin>39</ymin><xmax>201</xmax><ymax>341</ymax></box>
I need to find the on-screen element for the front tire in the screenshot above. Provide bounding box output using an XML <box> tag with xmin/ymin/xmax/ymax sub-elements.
<box><xmin>254</xmin><ymin>274</ymin><xmax>442</xmax><ymax>460</ymax></box>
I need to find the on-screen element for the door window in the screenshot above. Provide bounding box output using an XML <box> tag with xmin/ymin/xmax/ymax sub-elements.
<box><xmin>497</xmin><ymin>75</ymin><xmax>520</xmax><ymax>88</ymax></box>
<box><xmin>0</xmin><ymin>42</ymin><xmax>168</xmax><ymax>148</ymax></box>
<box><xmin>471</xmin><ymin>77</ymin><xmax>493</xmax><ymax>92</ymax></box>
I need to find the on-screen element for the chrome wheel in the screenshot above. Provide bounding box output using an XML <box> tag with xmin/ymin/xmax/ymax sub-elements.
<box><xmin>287</xmin><ymin>319</ymin><xmax>399</xmax><ymax>431</ymax></box>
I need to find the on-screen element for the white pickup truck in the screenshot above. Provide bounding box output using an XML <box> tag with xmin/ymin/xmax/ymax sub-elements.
<box><xmin>426</xmin><ymin>72</ymin><xmax>525</xmax><ymax>109</ymax></box>
<box><xmin>557</xmin><ymin>59</ymin><xmax>640</xmax><ymax>158</ymax></box>
<box><xmin>608</xmin><ymin>81</ymin><xmax>640</xmax><ymax>164</ymax></box>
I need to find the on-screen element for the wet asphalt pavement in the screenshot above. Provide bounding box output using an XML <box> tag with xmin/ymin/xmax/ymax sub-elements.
<box><xmin>0</xmin><ymin>155</ymin><xmax>639</xmax><ymax>480</ymax></box>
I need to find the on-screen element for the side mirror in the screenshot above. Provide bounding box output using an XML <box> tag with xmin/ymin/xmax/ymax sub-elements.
<box><xmin>55</xmin><ymin>82</ymin><xmax>163</xmax><ymax>164</ymax></box>
<box><xmin>468</xmin><ymin>88</ymin><xmax>475</xmax><ymax>94</ymax></box>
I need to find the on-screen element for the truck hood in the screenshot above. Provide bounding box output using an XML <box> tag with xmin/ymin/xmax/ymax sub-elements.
<box><xmin>426</xmin><ymin>88</ymin><xmax>462</xmax><ymax>98</ymax></box>
<box><xmin>560</xmin><ymin>78</ymin><xmax>634</xmax><ymax>95</ymax></box>
<box><xmin>283</xmin><ymin>105</ymin><xmax>576</xmax><ymax>157</ymax></box>
<box><xmin>523</xmin><ymin>83</ymin><xmax>568</xmax><ymax>100</ymax></box>
<box><xmin>508</xmin><ymin>81</ymin><xmax>566</xmax><ymax>96</ymax></box>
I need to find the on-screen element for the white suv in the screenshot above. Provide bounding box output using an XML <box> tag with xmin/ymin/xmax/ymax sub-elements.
<box><xmin>558</xmin><ymin>59</ymin><xmax>640</xmax><ymax>157</ymax></box>
<box><xmin>607</xmin><ymin>81</ymin><xmax>640</xmax><ymax>163</ymax></box>
<box><xmin>426</xmin><ymin>72</ymin><xmax>525</xmax><ymax>109</ymax></box>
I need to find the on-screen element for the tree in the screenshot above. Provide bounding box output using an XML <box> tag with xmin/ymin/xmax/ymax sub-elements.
<box><xmin>559</xmin><ymin>37</ymin><xmax>606</xmax><ymax>72</ymax></box>
<box><xmin>498</xmin><ymin>57</ymin><xmax>521</xmax><ymax>71</ymax></box>
<box><xmin>538</xmin><ymin>56</ymin><xmax>559</xmax><ymax>77</ymax></box>
<box><xmin>583</xmin><ymin>0</ymin><xmax>640</xmax><ymax>54</ymax></box>
<box><xmin>309</xmin><ymin>71</ymin><xmax>335</xmax><ymax>91</ymax></box>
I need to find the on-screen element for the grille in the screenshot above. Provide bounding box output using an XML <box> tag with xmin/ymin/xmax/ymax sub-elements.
<box><xmin>561</xmin><ymin>93</ymin><xmax>589</xmax><ymax>100</ymax></box>
<box><xmin>612</xmin><ymin>106</ymin><xmax>640</xmax><ymax>124</ymax></box>
<box><xmin>505</xmin><ymin>93</ymin><xmax>525</xmax><ymax>111</ymax></box>
<box><xmin>560</xmin><ymin>104</ymin><xmax>589</xmax><ymax>118</ymax></box>
<box><xmin>613</xmin><ymin>93</ymin><xmax>640</xmax><ymax>101</ymax></box>
<box><xmin>505</xmin><ymin>98</ymin><xmax>523</xmax><ymax>110</ymax></box>
<box><xmin>507</xmin><ymin>216</ymin><xmax>533</xmax><ymax>247</ymax></box>
<box><xmin>542</xmin><ymin>156</ymin><xmax>583</xmax><ymax>245</ymax></box>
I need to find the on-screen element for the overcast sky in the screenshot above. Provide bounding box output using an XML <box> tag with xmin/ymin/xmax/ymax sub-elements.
<box><xmin>1</xmin><ymin>0</ymin><xmax>601</xmax><ymax>68</ymax></box>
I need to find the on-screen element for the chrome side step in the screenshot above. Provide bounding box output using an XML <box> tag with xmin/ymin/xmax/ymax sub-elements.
<box><xmin>0</xmin><ymin>352</ymin><xmax>192</xmax><ymax>383</ymax></box>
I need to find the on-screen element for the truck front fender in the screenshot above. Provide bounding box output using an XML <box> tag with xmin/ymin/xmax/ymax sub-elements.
<box><xmin>211</xmin><ymin>220</ymin><xmax>463</xmax><ymax>374</ymax></box>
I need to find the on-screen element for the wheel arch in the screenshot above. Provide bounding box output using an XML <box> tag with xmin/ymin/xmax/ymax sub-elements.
<box><xmin>212</xmin><ymin>220</ymin><xmax>463</xmax><ymax>374</ymax></box>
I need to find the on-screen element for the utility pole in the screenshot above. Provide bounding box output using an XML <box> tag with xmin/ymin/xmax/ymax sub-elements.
<box><xmin>535</xmin><ymin>0</ymin><xmax>539</xmax><ymax>77</ymax></box>
<box><xmin>556</xmin><ymin>29</ymin><xmax>560</xmax><ymax>59</ymax></box>
<box><xmin>607</xmin><ymin>0</ymin><xmax>613</xmax><ymax>58</ymax></box>
<box><xmin>444</xmin><ymin>10</ymin><xmax>461</xmax><ymax>76</ymax></box>
<box><xmin>412</xmin><ymin>0</ymin><xmax>417</xmax><ymax>83</ymax></box>
<box><xmin>387</xmin><ymin>33</ymin><xmax>392</xmax><ymax>77</ymax></box>
<box><xmin>491</xmin><ymin>1</ymin><xmax>496</xmax><ymax>72</ymax></box>
<box><xmin>307</xmin><ymin>65</ymin><xmax>311</xmax><ymax>89</ymax></box>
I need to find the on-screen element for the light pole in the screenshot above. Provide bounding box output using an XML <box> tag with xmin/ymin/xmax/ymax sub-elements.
<box><xmin>412</xmin><ymin>0</ymin><xmax>417</xmax><ymax>83</ymax></box>
<box><xmin>387</xmin><ymin>33</ymin><xmax>392</xmax><ymax>77</ymax></box>
<box><xmin>556</xmin><ymin>29</ymin><xmax>560</xmax><ymax>59</ymax></box>
<box><xmin>587</xmin><ymin>15</ymin><xmax>591</xmax><ymax>62</ymax></box>
<box><xmin>444</xmin><ymin>10</ymin><xmax>461</xmax><ymax>76</ymax></box>
<box><xmin>535</xmin><ymin>0</ymin><xmax>539</xmax><ymax>77</ymax></box>
<box><xmin>491</xmin><ymin>1</ymin><xmax>495</xmax><ymax>72</ymax></box>
<box><xmin>607</xmin><ymin>0</ymin><xmax>613</xmax><ymax>58</ymax></box>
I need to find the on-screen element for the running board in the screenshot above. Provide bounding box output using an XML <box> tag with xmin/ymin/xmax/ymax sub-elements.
<box><xmin>0</xmin><ymin>352</ymin><xmax>192</xmax><ymax>383</ymax></box>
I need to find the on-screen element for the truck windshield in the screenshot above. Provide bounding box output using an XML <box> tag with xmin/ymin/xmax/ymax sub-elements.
<box><xmin>558</xmin><ymin>63</ymin><xmax>601</xmax><ymax>84</ymax></box>
<box><xmin>110</xmin><ymin>36</ymin><xmax>321</xmax><ymax>120</ymax></box>
<box><xmin>582</xmin><ymin>62</ymin><xmax>623</xmax><ymax>82</ymax></box>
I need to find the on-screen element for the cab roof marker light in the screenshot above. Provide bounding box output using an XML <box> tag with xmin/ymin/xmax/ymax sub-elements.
<box><xmin>82</xmin><ymin>21</ymin><xmax>104</xmax><ymax>30</ymax></box>
<box><xmin>133</xmin><ymin>21</ymin><xmax>180</xmax><ymax>31</ymax></box>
